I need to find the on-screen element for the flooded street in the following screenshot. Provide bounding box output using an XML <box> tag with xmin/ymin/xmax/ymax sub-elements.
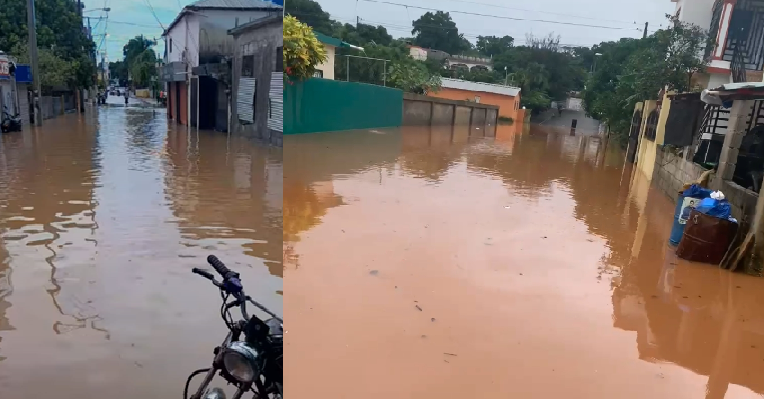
<box><xmin>0</xmin><ymin>108</ymin><xmax>282</xmax><ymax>398</ymax></box>
<box><xmin>285</xmin><ymin>124</ymin><xmax>764</xmax><ymax>399</ymax></box>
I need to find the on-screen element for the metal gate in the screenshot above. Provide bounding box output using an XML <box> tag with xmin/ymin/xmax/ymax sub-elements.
<box><xmin>268</xmin><ymin>72</ymin><xmax>283</xmax><ymax>132</ymax></box>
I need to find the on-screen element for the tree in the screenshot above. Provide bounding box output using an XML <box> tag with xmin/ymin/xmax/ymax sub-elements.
<box><xmin>130</xmin><ymin>49</ymin><xmax>157</xmax><ymax>88</ymax></box>
<box><xmin>582</xmin><ymin>16</ymin><xmax>710</xmax><ymax>144</ymax></box>
<box><xmin>121</xmin><ymin>36</ymin><xmax>157</xmax><ymax>88</ymax></box>
<box><xmin>475</xmin><ymin>35</ymin><xmax>514</xmax><ymax>57</ymax></box>
<box><xmin>284</xmin><ymin>0</ymin><xmax>343</xmax><ymax>36</ymax></box>
<box><xmin>387</xmin><ymin>62</ymin><xmax>442</xmax><ymax>94</ymax></box>
<box><xmin>284</xmin><ymin>15</ymin><xmax>327</xmax><ymax>81</ymax></box>
<box><xmin>525</xmin><ymin>33</ymin><xmax>561</xmax><ymax>51</ymax></box>
<box><xmin>11</xmin><ymin>43</ymin><xmax>75</xmax><ymax>89</ymax></box>
<box><xmin>109</xmin><ymin>61</ymin><xmax>128</xmax><ymax>85</ymax></box>
<box><xmin>0</xmin><ymin>0</ymin><xmax>95</xmax><ymax>89</ymax></box>
<box><xmin>411</xmin><ymin>11</ymin><xmax>470</xmax><ymax>54</ymax></box>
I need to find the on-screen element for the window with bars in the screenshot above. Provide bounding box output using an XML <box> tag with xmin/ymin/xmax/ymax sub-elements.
<box><xmin>644</xmin><ymin>109</ymin><xmax>659</xmax><ymax>141</ymax></box>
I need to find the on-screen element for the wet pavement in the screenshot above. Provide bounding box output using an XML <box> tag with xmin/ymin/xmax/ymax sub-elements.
<box><xmin>284</xmin><ymin>123</ymin><xmax>764</xmax><ymax>399</ymax></box>
<box><xmin>0</xmin><ymin>108</ymin><xmax>282</xmax><ymax>398</ymax></box>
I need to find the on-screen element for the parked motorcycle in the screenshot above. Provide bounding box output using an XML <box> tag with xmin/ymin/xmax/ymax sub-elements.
<box><xmin>184</xmin><ymin>255</ymin><xmax>283</xmax><ymax>399</ymax></box>
<box><xmin>1</xmin><ymin>105</ymin><xmax>21</xmax><ymax>133</ymax></box>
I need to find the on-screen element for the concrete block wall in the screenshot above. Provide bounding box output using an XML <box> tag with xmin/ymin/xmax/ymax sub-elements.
<box><xmin>402</xmin><ymin>93</ymin><xmax>498</xmax><ymax>127</ymax></box>
<box><xmin>653</xmin><ymin>145</ymin><xmax>757</xmax><ymax>221</ymax></box>
<box><xmin>653</xmin><ymin>146</ymin><xmax>704</xmax><ymax>200</ymax></box>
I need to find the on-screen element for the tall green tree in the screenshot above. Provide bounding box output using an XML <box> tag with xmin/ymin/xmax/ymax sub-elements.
<box><xmin>475</xmin><ymin>35</ymin><xmax>514</xmax><ymax>57</ymax></box>
<box><xmin>109</xmin><ymin>60</ymin><xmax>128</xmax><ymax>85</ymax></box>
<box><xmin>123</xmin><ymin>36</ymin><xmax>157</xmax><ymax>88</ymax></box>
<box><xmin>0</xmin><ymin>0</ymin><xmax>95</xmax><ymax>89</ymax></box>
<box><xmin>411</xmin><ymin>11</ymin><xmax>471</xmax><ymax>54</ymax></box>
<box><xmin>582</xmin><ymin>16</ymin><xmax>710</xmax><ymax>144</ymax></box>
<box><xmin>284</xmin><ymin>0</ymin><xmax>342</xmax><ymax>35</ymax></box>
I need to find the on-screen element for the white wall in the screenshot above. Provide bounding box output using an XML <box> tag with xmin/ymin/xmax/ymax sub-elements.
<box><xmin>165</xmin><ymin>14</ymin><xmax>198</xmax><ymax>66</ymax></box>
<box><xmin>676</xmin><ymin>0</ymin><xmax>715</xmax><ymax>30</ymax></box>
<box><xmin>708</xmin><ymin>71</ymin><xmax>731</xmax><ymax>89</ymax></box>
<box><xmin>165</xmin><ymin>9</ymin><xmax>275</xmax><ymax>68</ymax></box>
<box><xmin>409</xmin><ymin>47</ymin><xmax>427</xmax><ymax>61</ymax></box>
<box><xmin>316</xmin><ymin>44</ymin><xmax>335</xmax><ymax>80</ymax></box>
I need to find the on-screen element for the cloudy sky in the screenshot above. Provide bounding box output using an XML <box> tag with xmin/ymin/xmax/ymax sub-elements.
<box><xmin>312</xmin><ymin>0</ymin><xmax>676</xmax><ymax>48</ymax></box>
<box><xmin>83</xmin><ymin>0</ymin><xmax>678</xmax><ymax>64</ymax></box>
<box><xmin>81</xmin><ymin>0</ymin><xmax>192</xmax><ymax>63</ymax></box>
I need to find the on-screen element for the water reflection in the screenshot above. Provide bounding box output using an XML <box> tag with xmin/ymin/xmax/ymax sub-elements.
<box><xmin>0</xmin><ymin>109</ymin><xmax>281</xmax><ymax>398</ymax></box>
<box><xmin>285</xmin><ymin>123</ymin><xmax>764</xmax><ymax>398</ymax></box>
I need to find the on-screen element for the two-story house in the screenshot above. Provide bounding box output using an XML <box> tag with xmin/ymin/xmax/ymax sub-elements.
<box><xmin>672</xmin><ymin>0</ymin><xmax>764</xmax><ymax>87</ymax></box>
<box><xmin>160</xmin><ymin>0</ymin><xmax>282</xmax><ymax>130</ymax></box>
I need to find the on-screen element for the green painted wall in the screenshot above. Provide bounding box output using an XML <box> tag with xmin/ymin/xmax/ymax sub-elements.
<box><xmin>284</xmin><ymin>78</ymin><xmax>403</xmax><ymax>134</ymax></box>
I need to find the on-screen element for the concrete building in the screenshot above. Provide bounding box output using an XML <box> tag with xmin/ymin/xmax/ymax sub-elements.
<box><xmin>428</xmin><ymin>78</ymin><xmax>521</xmax><ymax>120</ymax></box>
<box><xmin>447</xmin><ymin>54</ymin><xmax>493</xmax><ymax>72</ymax></box>
<box><xmin>405</xmin><ymin>45</ymin><xmax>493</xmax><ymax>71</ymax></box>
<box><xmin>229</xmin><ymin>14</ymin><xmax>283</xmax><ymax>146</ymax></box>
<box><xmin>314</xmin><ymin>33</ymin><xmax>338</xmax><ymax>80</ymax></box>
<box><xmin>408</xmin><ymin>45</ymin><xmax>427</xmax><ymax>61</ymax></box>
<box><xmin>160</xmin><ymin>0</ymin><xmax>282</xmax><ymax>129</ymax></box>
<box><xmin>672</xmin><ymin>0</ymin><xmax>764</xmax><ymax>87</ymax></box>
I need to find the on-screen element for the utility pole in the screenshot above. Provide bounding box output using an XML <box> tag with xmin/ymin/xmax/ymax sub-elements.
<box><xmin>26</xmin><ymin>0</ymin><xmax>42</xmax><ymax>126</ymax></box>
<box><xmin>643</xmin><ymin>22</ymin><xmax>648</xmax><ymax>39</ymax></box>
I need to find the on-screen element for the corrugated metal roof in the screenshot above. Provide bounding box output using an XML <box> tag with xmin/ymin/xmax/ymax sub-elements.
<box><xmin>189</xmin><ymin>0</ymin><xmax>281</xmax><ymax>9</ymax></box>
<box><xmin>440</xmin><ymin>78</ymin><xmax>521</xmax><ymax>97</ymax></box>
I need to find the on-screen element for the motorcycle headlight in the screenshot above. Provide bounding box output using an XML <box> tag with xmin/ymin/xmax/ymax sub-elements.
<box><xmin>222</xmin><ymin>341</ymin><xmax>261</xmax><ymax>383</ymax></box>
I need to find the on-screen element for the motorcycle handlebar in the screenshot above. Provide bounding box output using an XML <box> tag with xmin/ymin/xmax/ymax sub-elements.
<box><xmin>191</xmin><ymin>267</ymin><xmax>215</xmax><ymax>281</ymax></box>
<box><xmin>207</xmin><ymin>255</ymin><xmax>237</xmax><ymax>279</ymax></box>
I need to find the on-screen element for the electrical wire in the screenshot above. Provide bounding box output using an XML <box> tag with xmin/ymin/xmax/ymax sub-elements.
<box><xmin>358</xmin><ymin>0</ymin><xmax>632</xmax><ymax>30</ymax></box>
<box><xmin>439</xmin><ymin>0</ymin><xmax>665</xmax><ymax>27</ymax></box>
<box><xmin>360</xmin><ymin>17</ymin><xmax>598</xmax><ymax>45</ymax></box>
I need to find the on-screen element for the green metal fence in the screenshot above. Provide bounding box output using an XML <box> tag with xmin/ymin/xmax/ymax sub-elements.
<box><xmin>283</xmin><ymin>78</ymin><xmax>403</xmax><ymax>134</ymax></box>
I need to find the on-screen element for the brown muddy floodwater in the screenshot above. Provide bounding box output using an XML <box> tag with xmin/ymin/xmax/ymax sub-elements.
<box><xmin>0</xmin><ymin>108</ymin><xmax>282</xmax><ymax>398</ymax></box>
<box><xmin>285</xmin><ymin>123</ymin><xmax>764</xmax><ymax>399</ymax></box>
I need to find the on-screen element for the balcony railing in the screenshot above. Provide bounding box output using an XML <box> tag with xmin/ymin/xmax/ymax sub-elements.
<box><xmin>732</xmin><ymin>48</ymin><xmax>747</xmax><ymax>83</ymax></box>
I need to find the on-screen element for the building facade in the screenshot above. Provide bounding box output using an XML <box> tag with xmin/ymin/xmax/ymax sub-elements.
<box><xmin>673</xmin><ymin>0</ymin><xmax>764</xmax><ymax>86</ymax></box>
<box><xmin>229</xmin><ymin>15</ymin><xmax>283</xmax><ymax>146</ymax></box>
<box><xmin>428</xmin><ymin>78</ymin><xmax>521</xmax><ymax>120</ymax></box>
<box><xmin>160</xmin><ymin>0</ymin><xmax>282</xmax><ymax>129</ymax></box>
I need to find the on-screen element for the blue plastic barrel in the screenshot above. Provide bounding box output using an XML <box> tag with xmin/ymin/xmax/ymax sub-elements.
<box><xmin>669</xmin><ymin>194</ymin><xmax>686</xmax><ymax>246</ymax></box>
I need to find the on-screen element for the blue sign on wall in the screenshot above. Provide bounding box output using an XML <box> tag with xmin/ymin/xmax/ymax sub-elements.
<box><xmin>14</xmin><ymin>64</ymin><xmax>33</xmax><ymax>83</ymax></box>
<box><xmin>270</xmin><ymin>0</ymin><xmax>283</xmax><ymax>6</ymax></box>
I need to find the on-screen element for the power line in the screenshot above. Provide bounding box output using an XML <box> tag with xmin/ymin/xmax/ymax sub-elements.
<box><xmin>358</xmin><ymin>0</ymin><xmax>632</xmax><ymax>30</ymax></box>
<box><xmin>109</xmin><ymin>20</ymin><xmax>163</xmax><ymax>29</ymax></box>
<box><xmin>439</xmin><ymin>0</ymin><xmax>666</xmax><ymax>27</ymax></box>
<box><xmin>362</xmin><ymin>16</ymin><xmax>647</xmax><ymax>41</ymax></box>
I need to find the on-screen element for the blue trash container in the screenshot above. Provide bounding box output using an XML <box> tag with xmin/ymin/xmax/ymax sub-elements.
<box><xmin>669</xmin><ymin>194</ymin><xmax>687</xmax><ymax>246</ymax></box>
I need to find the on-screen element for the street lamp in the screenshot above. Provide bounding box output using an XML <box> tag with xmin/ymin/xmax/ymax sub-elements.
<box><xmin>592</xmin><ymin>52</ymin><xmax>602</xmax><ymax>73</ymax></box>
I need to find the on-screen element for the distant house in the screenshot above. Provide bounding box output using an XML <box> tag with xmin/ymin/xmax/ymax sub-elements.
<box><xmin>160</xmin><ymin>0</ymin><xmax>282</xmax><ymax>129</ymax></box>
<box><xmin>408</xmin><ymin>45</ymin><xmax>427</xmax><ymax>61</ymax></box>
<box><xmin>405</xmin><ymin>45</ymin><xmax>493</xmax><ymax>71</ymax></box>
<box><xmin>429</xmin><ymin>78</ymin><xmax>521</xmax><ymax>120</ymax></box>
<box><xmin>313</xmin><ymin>32</ymin><xmax>363</xmax><ymax>80</ymax></box>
